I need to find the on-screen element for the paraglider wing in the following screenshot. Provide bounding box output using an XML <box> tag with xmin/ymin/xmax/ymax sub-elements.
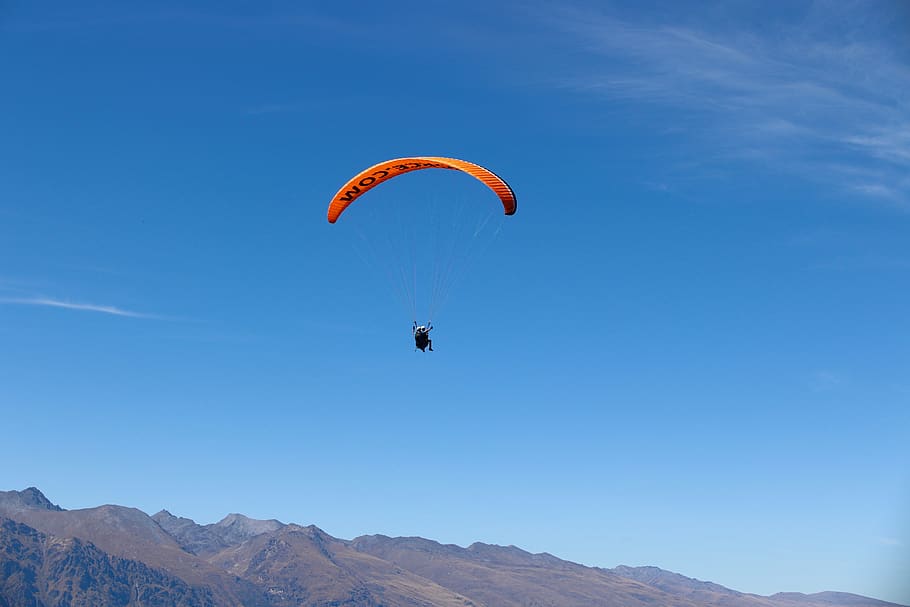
<box><xmin>327</xmin><ymin>156</ymin><xmax>517</xmax><ymax>223</ymax></box>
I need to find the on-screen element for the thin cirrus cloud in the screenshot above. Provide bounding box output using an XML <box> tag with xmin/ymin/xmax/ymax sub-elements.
<box><xmin>539</xmin><ymin>1</ymin><xmax>910</xmax><ymax>206</ymax></box>
<box><xmin>809</xmin><ymin>369</ymin><xmax>844</xmax><ymax>392</ymax></box>
<box><xmin>0</xmin><ymin>297</ymin><xmax>158</xmax><ymax>319</ymax></box>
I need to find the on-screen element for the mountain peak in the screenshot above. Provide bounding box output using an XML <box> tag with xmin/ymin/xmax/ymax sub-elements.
<box><xmin>216</xmin><ymin>512</ymin><xmax>253</xmax><ymax>525</ymax></box>
<box><xmin>208</xmin><ymin>512</ymin><xmax>284</xmax><ymax>545</ymax></box>
<box><xmin>0</xmin><ymin>487</ymin><xmax>64</xmax><ymax>513</ymax></box>
<box><xmin>151</xmin><ymin>509</ymin><xmax>196</xmax><ymax>526</ymax></box>
<box><xmin>22</xmin><ymin>487</ymin><xmax>62</xmax><ymax>510</ymax></box>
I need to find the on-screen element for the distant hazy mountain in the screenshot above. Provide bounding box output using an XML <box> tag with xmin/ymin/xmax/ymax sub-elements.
<box><xmin>151</xmin><ymin>509</ymin><xmax>284</xmax><ymax>556</ymax></box>
<box><xmin>0</xmin><ymin>487</ymin><xmax>905</xmax><ymax>607</ymax></box>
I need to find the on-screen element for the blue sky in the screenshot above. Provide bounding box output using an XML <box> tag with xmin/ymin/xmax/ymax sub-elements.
<box><xmin>1</xmin><ymin>0</ymin><xmax>909</xmax><ymax>602</ymax></box>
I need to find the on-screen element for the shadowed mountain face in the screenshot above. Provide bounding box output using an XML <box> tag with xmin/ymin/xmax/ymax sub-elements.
<box><xmin>151</xmin><ymin>510</ymin><xmax>228</xmax><ymax>556</ymax></box>
<box><xmin>0</xmin><ymin>517</ymin><xmax>216</xmax><ymax>607</ymax></box>
<box><xmin>0</xmin><ymin>488</ymin><xmax>905</xmax><ymax>607</ymax></box>
<box><xmin>0</xmin><ymin>490</ymin><xmax>269</xmax><ymax>606</ymax></box>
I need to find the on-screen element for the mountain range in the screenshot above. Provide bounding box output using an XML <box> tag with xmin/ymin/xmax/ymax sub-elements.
<box><xmin>0</xmin><ymin>487</ymin><xmax>904</xmax><ymax>607</ymax></box>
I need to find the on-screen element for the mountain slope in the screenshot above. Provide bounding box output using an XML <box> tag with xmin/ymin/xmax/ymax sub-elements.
<box><xmin>209</xmin><ymin>524</ymin><xmax>478</xmax><ymax>607</ymax></box>
<box><xmin>352</xmin><ymin>536</ymin><xmax>909</xmax><ymax>607</ymax></box>
<box><xmin>0</xmin><ymin>490</ymin><xmax>267</xmax><ymax>606</ymax></box>
<box><xmin>351</xmin><ymin>535</ymin><xmax>699</xmax><ymax>607</ymax></box>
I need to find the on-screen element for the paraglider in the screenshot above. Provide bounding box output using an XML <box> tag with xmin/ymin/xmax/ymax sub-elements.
<box><xmin>413</xmin><ymin>322</ymin><xmax>433</xmax><ymax>352</ymax></box>
<box><xmin>327</xmin><ymin>157</ymin><xmax>516</xmax><ymax>223</ymax></box>
<box><xmin>328</xmin><ymin>156</ymin><xmax>516</xmax><ymax>351</ymax></box>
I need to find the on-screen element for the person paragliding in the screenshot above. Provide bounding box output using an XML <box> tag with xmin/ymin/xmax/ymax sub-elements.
<box><xmin>413</xmin><ymin>322</ymin><xmax>433</xmax><ymax>352</ymax></box>
<box><xmin>327</xmin><ymin>156</ymin><xmax>516</xmax><ymax>351</ymax></box>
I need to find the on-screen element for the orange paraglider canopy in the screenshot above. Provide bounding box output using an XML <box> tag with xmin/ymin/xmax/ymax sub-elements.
<box><xmin>327</xmin><ymin>156</ymin><xmax>517</xmax><ymax>223</ymax></box>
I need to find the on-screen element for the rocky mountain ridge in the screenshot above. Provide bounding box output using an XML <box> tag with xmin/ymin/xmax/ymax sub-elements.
<box><xmin>0</xmin><ymin>488</ymin><xmax>904</xmax><ymax>607</ymax></box>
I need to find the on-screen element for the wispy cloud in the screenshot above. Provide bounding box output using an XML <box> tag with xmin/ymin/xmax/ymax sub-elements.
<box><xmin>539</xmin><ymin>1</ymin><xmax>910</xmax><ymax>206</ymax></box>
<box><xmin>0</xmin><ymin>6</ymin><xmax>379</xmax><ymax>53</ymax></box>
<box><xmin>809</xmin><ymin>370</ymin><xmax>845</xmax><ymax>392</ymax></box>
<box><xmin>874</xmin><ymin>536</ymin><xmax>902</xmax><ymax>547</ymax></box>
<box><xmin>246</xmin><ymin>103</ymin><xmax>306</xmax><ymax>116</ymax></box>
<box><xmin>0</xmin><ymin>297</ymin><xmax>158</xmax><ymax>319</ymax></box>
<box><xmin>807</xmin><ymin>255</ymin><xmax>910</xmax><ymax>271</ymax></box>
